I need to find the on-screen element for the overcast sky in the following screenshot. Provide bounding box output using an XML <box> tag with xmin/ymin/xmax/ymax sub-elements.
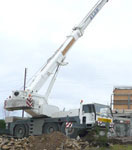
<box><xmin>0</xmin><ymin>0</ymin><xmax>132</xmax><ymax>119</ymax></box>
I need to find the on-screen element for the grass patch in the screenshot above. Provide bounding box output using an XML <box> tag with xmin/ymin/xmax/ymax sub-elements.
<box><xmin>111</xmin><ymin>145</ymin><xmax>132</xmax><ymax>150</ymax></box>
<box><xmin>87</xmin><ymin>145</ymin><xmax>132</xmax><ymax>150</ymax></box>
<box><xmin>0</xmin><ymin>120</ymin><xmax>6</xmax><ymax>129</ymax></box>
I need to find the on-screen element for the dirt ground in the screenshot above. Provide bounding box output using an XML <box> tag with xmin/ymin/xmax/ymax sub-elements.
<box><xmin>1</xmin><ymin>132</ymin><xmax>132</xmax><ymax>150</ymax></box>
<box><xmin>0</xmin><ymin>132</ymin><xmax>88</xmax><ymax>150</ymax></box>
<box><xmin>28</xmin><ymin>132</ymin><xmax>67</xmax><ymax>150</ymax></box>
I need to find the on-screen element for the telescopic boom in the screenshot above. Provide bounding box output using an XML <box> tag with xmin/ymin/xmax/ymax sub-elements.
<box><xmin>27</xmin><ymin>0</ymin><xmax>109</xmax><ymax>93</ymax></box>
<box><xmin>5</xmin><ymin>0</ymin><xmax>110</xmax><ymax>117</ymax></box>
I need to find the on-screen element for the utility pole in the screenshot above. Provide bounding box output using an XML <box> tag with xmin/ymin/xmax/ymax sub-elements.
<box><xmin>22</xmin><ymin>68</ymin><xmax>27</xmax><ymax>118</ymax></box>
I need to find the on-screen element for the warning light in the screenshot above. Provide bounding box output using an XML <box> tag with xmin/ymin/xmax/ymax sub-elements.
<box><xmin>80</xmin><ymin>100</ymin><xmax>83</xmax><ymax>104</ymax></box>
<box><xmin>28</xmin><ymin>94</ymin><xmax>31</xmax><ymax>97</ymax></box>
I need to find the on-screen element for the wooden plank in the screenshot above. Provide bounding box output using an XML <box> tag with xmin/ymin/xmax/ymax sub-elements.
<box><xmin>113</xmin><ymin>88</ymin><xmax>132</xmax><ymax>109</ymax></box>
<box><xmin>113</xmin><ymin>89</ymin><xmax>132</xmax><ymax>94</ymax></box>
<box><xmin>114</xmin><ymin>95</ymin><xmax>132</xmax><ymax>100</ymax></box>
<box><xmin>114</xmin><ymin>105</ymin><xmax>129</xmax><ymax>109</ymax></box>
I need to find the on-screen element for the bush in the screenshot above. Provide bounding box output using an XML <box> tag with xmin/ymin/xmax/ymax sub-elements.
<box><xmin>0</xmin><ymin>120</ymin><xmax>6</xmax><ymax>129</ymax></box>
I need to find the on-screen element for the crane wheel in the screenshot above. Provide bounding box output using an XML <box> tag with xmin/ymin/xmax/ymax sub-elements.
<box><xmin>61</xmin><ymin>122</ymin><xmax>78</xmax><ymax>138</ymax></box>
<box><xmin>14</xmin><ymin>124</ymin><xmax>26</xmax><ymax>138</ymax></box>
<box><xmin>43</xmin><ymin>123</ymin><xmax>59</xmax><ymax>134</ymax></box>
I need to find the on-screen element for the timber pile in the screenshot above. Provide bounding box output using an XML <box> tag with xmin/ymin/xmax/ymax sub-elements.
<box><xmin>0</xmin><ymin>132</ymin><xmax>89</xmax><ymax>150</ymax></box>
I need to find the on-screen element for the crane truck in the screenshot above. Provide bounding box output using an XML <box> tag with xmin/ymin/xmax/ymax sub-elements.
<box><xmin>4</xmin><ymin>0</ymin><xmax>113</xmax><ymax>138</ymax></box>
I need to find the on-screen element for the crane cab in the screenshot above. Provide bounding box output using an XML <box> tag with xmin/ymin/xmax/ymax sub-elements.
<box><xmin>80</xmin><ymin>103</ymin><xmax>113</xmax><ymax>127</ymax></box>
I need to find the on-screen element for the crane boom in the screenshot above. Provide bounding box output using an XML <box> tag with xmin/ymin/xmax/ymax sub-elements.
<box><xmin>77</xmin><ymin>0</ymin><xmax>109</xmax><ymax>33</ymax></box>
<box><xmin>27</xmin><ymin>0</ymin><xmax>109</xmax><ymax>93</ymax></box>
<box><xmin>5</xmin><ymin>0</ymin><xmax>110</xmax><ymax>117</ymax></box>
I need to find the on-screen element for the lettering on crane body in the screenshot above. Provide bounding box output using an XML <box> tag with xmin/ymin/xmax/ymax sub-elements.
<box><xmin>90</xmin><ymin>8</ymin><xmax>99</xmax><ymax>20</ymax></box>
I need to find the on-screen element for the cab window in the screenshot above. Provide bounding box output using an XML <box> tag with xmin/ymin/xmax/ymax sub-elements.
<box><xmin>83</xmin><ymin>104</ymin><xmax>94</xmax><ymax>113</ymax></box>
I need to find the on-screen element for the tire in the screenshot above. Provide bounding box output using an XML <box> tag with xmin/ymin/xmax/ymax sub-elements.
<box><xmin>24</xmin><ymin>124</ymin><xmax>29</xmax><ymax>137</ymax></box>
<box><xmin>14</xmin><ymin>124</ymin><xmax>26</xmax><ymax>138</ymax></box>
<box><xmin>61</xmin><ymin>122</ymin><xmax>78</xmax><ymax>138</ymax></box>
<box><xmin>43</xmin><ymin>123</ymin><xmax>59</xmax><ymax>134</ymax></box>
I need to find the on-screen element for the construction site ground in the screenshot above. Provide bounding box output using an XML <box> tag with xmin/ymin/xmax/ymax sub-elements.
<box><xmin>1</xmin><ymin>131</ymin><xmax>132</xmax><ymax>150</ymax></box>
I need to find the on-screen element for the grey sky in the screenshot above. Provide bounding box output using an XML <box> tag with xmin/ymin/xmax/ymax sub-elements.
<box><xmin>0</xmin><ymin>0</ymin><xmax>132</xmax><ymax>118</ymax></box>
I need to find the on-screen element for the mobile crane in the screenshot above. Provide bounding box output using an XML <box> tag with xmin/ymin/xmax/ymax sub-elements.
<box><xmin>4</xmin><ymin>0</ymin><xmax>113</xmax><ymax>138</ymax></box>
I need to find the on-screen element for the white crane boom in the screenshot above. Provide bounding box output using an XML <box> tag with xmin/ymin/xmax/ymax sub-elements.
<box><xmin>77</xmin><ymin>0</ymin><xmax>109</xmax><ymax>33</ymax></box>
<box><xmin>5</xmin><ymin>0</ymin><xmax>110</xmax><ymax>117</ymax></box>
<box><xmin>27</xmin><ymin>0</ymin><xmax>109</xmax><ymax>93</ymax></box>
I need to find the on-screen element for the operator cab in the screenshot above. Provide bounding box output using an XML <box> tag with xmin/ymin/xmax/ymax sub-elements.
<box><xmin>80</xmin><ymin>103</ymin><xmax>112</xmax><ymax>125</ymax></box>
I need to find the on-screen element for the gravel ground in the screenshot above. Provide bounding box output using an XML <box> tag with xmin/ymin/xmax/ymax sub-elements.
<box><xmin>0</xmin><ymin>132</ymin><xmax>89</xmax><ymax>150</ymax></box>
<box><xmin>1</xmin><ymin>131</ymin><xmax>132</xmax><ymax>150</ymax></box>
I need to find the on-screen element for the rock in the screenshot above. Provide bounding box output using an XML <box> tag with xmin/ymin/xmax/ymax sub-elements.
<box><xmin>76</xmin><ymin>136</ymin><xmax>80</xmax><ymax>141</ymax></box>
<box><xmin>0</xmin><ymin>131</ymin><xmax>118</xmax><ymax>150</ymax></box>
<box><xmin>15</xmin><ymin>144</ymin><xmax>22</xmax><ymax>148</ymax></box>
<box><xmin>56</xmin><ymin>148</ymin><xmax>61</xmax><ymax>150</ymax></box>
<box><xmin>64</xmin><ymin>139</ymin><xmax>81</xmax><ymax>150</ymax></box>
<box><xmin>0</xmin><ymin>138</ymin><xmax>2</xmax><ymax>143</ymax></box>
<box><xmin>2</xmin><ymin>145</ymin><xmax>10</xmax><ymax>150</ymax></box>
<box><xmin>78</xmin><ymin>141</ymin><xmax>89</xmax><ymax>147</ymax></box>
<box><xmin>29</xmin><ymin>144</ymin><xmax>33</xmax><ymax>148</ymax></box>
<box><xmin>84</xmin><ymin>145</ymin><xmax>90</xmax><ymax>150</ymax></box>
